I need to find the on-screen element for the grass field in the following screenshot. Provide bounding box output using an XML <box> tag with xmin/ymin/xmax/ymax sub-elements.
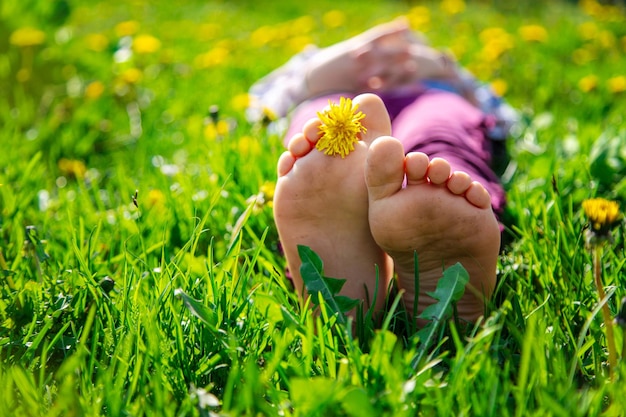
<box><xmin>1</xmin><ymin>0</ymin><xmax>626</xmax><ymax>415</ymax></box>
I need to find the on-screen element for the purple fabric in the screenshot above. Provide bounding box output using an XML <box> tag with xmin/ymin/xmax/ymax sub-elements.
<box><xmin>284</xmin><ymin>90</ymin><xmax>505</xmax><ymax>219</ymax></box>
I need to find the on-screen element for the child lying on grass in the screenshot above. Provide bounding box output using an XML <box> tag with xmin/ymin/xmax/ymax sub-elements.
<box><xmin>249</xmin><ymin>18</ymin><xmax>518</xmax><ymax>323</ymax></box>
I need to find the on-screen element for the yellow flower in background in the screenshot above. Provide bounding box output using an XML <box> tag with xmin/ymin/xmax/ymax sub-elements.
<box><xmin>197</xmin><ymin>23</ymin><xmax>221</xmax><ymax>42</ymax></box>
<box><xmin>238</xmin><ymin>135</ymin><xmax>261</xmax><ymax>156</ymax></box>
<box><xmin>323</xmin><ymin>10</ymin><xmax>346</xmax><ymax>28</ymax></box>
<box><xmin>231</xmin><ymin>93</ymin><xmax>251</xmax><ymax>112</ymax></box>
<box><xmin>133</xmin><ymin>34</ymin><xmax>161</xmax><ymax>54</ymax></box>
<box><xmin>580</xmin><ymin>0</ymin><xmax>601</xmax><ymax>16</ymax></box>
<box><xmin>58</xmin><ymin>158</ymin><xmax>87</xmax><ymax>179</ymax></box>
<box><xmin>290</xmin><ymin>15</ymin><xmax>315</xmax><ymax>36</ymax></box>
<box><xmin>85</xmin><ymin>81</ymin><xmax>105</xmax><ymax>99</ymax></box>
<box><xmin>10</xmin><ymin>27</ymin><xmax>46</xmax><ymax>47</ymax></box>
<box><xmin>582</xmin><ymin>198</ymin><xmax>621</xmax><ymax>235</ymax></box>
<box><xmin>250</xmin><ymin>25</ymin><xmax>278</xmax><ymax>48</ymax></box>
<box><xmin>607</xmin><ymin>76</ymin><xmax>626</xmax><ymax>93</ymax></box>
<box><xmin>194</xmin><ymin>47</ymin><xmax>229</xmax><ymax>69</ymax></box>
<box><xmin>316</xmin><ymin>97</ymin><xmax>366</xmax><ymax>158</ymax></box>
<box><xmin>260</xmin><ymin>181</ymin><xmax>275</xmax><ymax>202</ymax></box>
<box><xmin>578</xmin><ymin>74</ymin><xmax>598</xmax><ymax>92</ymax></box>
<box><xmin>147</xmin><ymin>189</ymin><xmax>166</xmax><ymax>208</ymax></box>
<box><xmin>490</xmin><ymin>78</ymin><xmax>508</xmax><ymax>96</ymax></box>
<box><xmin>407</xmin><ymin>6</ymin><xmax>431</xmax><ymax>32</ymax></box>
<box><xmin>288</xmin><ymin>35</ymin><xmax>314</xmax><ymax>53</ymax></box>
<box><xmin>572</xmin><ymin>47</ymin><xmax>596</xmax><ymax>66</ymax></box>
<box><xmin>479</xmin><ymin>27</ymin><xmax>514</xmax><ymax>62</ymax></box>
<box><xmin>441</xmin><ymin>0</ymin><xmax>465</xmax><ymax>15</ymax></box>
<box><xmin>120</xmin><ymin>67</ymin><xmax>143</xmax><ymax>84</ymax></box>
<box><xmin>479</xmin><ymin>27</ymin><xmax>511</xmax><ymax>43</ymax></box>
<box><xmin>204</xmin><ymin>120</ymin><xmax>230</xmax><ymax>140</ymax></box>
<box><xmin>580</xmin><ymin>0</ymin><xmax>624</xmax><ymax>21</ymax></box>
<box><xmin>578</xmin><ymin>22</ymin><xmax>598</xmax><ymax>40</ymax></box>
<box><xmin>519</xmin><ymin>25</ymin><xmax>548</xmax><ymax>43</ymax></box>
<box><xmin>85</xmin><ymin>33</ymin><xmax>109</xmax><ymax>52</ymax></box>
<box><xmin>262</xmin><ymin>107</ymin><xmax>277</xmax><ymax>122</ymax></box>
<box><xmin>597</xmin><ymin>30</ymin><xmax>616</xmax><ymax>49</ymax></box>
<box><xmin>115</xmin><ymin>20</ymin><xmax>140</xmax><ymax>37</ymax></box>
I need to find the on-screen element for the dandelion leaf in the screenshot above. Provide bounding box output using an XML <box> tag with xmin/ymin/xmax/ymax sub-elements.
<box><xmin>412</xmin><ymin>263</ymin><xmax>469</xmax><ymax>369</ymax></box>
<box><xmin>297</xmin><ymin>245</ymin><xmax>359</xmax><ymax>319</ymax></box>
<box><xmin>418</xmin><ymin>262</ymin><xmax>469</xmax><ymax>322</ymax></box>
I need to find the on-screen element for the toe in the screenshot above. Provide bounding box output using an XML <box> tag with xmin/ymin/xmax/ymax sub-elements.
<box><xmin>446</xmin><ymin>171</ymin><xmax>472</xmax><ymax>195</ymax></box>
<box><xmin>302</xmin><ymin>119</ymin><xmax>323</xmax><ymax>144</ymax></box>
<box><xmin>288</xmin><ymin>133</ymin><xmax>313</xmax><ymax>157</ymax></box>
<box><xmin>426</xmin><ymin>157</ymin><xmax>451</xmax><ymax>185</ymax></box>
<box><xmin>277</xmin><ymin>151</ymin><xmax>296</xmax><ymax>177</ymax></box>
<box><xmin>405</xmin><ymin>152</ymin><xmax>429</xmax><ymax>185</ymax></box>
<box><xmin>466</xmin><ymin>181</ymin><xmax>492</xmax><ymax>209</ymax></box>
<box><xmin>366</xmin><ymin>136</ymin><xmax>405</xmax><ymax>201</ymax></box>
<box><xmin>353</xmin><ymin>93</ymin><xmax>392</xmax><ymax>142</ymax></box>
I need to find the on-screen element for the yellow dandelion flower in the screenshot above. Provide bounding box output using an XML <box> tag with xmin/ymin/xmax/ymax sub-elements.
<box><xmin>120</xmin><ymin>67</ymin><xmax>142</xmax><ymax>84</ymax></box>
<box><xmin>85</xmin><ymin>81</ymin><xmax>105</xmax><ymax>99</ymax></box>
<box><xmin>133</xmin><ymin>34</ymin><xmax>161</xmax><ymax>54</ymax></box>
<box><xmin>479</xmin><ymin>28</ymin><xmax>514</xmax><ymax>62</ymax></box>
<box><xmin>607</xmin><ymin>76</ymin><xmax>626</xmax><ymax>93</ymax></box>
<box><xmin>204</xmin><ymin>120</ymin><xmax>230</xmax><ymax>140</ymax></box>
<box><xmin>85</xmin><ymin>33</ymin><xmax>109</xmax><ymax>52</ymax></box>
<box><xmin>582</xmin><ymin>198</ymin><xmax>621</xmax><ymax>234</ymax></box>
<box><xmin>262</xmin><ymin>107</ymin><xmax>277</xmax><ymax>122</ymax></box>
<box><xmin>408</xmin><ymin>6</ymin><xmax>431</xmax><ymax>32</ymax></box>
<box><xmin>572</xmin><ymin>47</ymin><xmax>596</xmax><ymax>66</ymax></box>
<box><xmin>316</xmin><ymin>97</ymin><xmax>366</xmax><ymax>158</ymax></box>
<box><xmin>250</xmin><ymin>25</ymin><xmax>278</xmax><ymax>48</ymax></box>
<box><xmin>441</xmin><ymin>0</ymin><xmax>466</xmax><ymax>15</ymax></box>
<box><xmin>518</xmin><ymin>25</ymin><xmax>548</xmax><ymax>43</ymax></box>
<box><xmin>578</xmin><ymin>74</ymin><xmax>598</xmax><ymax>92</ymax></box>
<box><xmin>323</xmin><ymin>10</ymin><xmax>346</xmax><ymax>28</ymax></box>
<box><xmin>490</xmin><ymin>78</ymin><xmax>508</xmax><ymax>96</ymax></box>
<box><xmin>194</xmin><ymin>47</ymin><xmax>229</xmax><ymax>69</ymax></box>
<box><xmin>115</xmin><ymin>20</ymin><xmax>140</xmax><ymax>37</ymax></box>
<box><xmin>598</xmin><ymin>30</ymin><xmax>616</xmax><ymax>49</ymax></box>
<box><xmin>147</xmin><ymin>189</ymin><xmax>166</xmax><ymax>208</ymax></box>
<box><xmin>260</xmin><ymin>181</ymin><xmax>275</xmax><ymax>201</ymax></box>
<box><xmin>231</xmin><ymin>93</ymin><xmax>251</xmax><ymax>111</ymax></box>
<box><xmin>289</xmin><ymin>35</ymin><xmax>314</xmax><ymax>53</ymax></box>
<box><xmin>289</xmin><ymin>16</ymin><xmax>315</xmax><ymax>36</ymax></box>
<box><xmin>10</xmin><ymin>27</ymin><xmax>46</xmax><ymax>47</ymax></box>
<box><xmin>198</xmin><ymin>23</ymin><xmax>221</xmax><ymax>42</ymax></box>
<box><xmin>577</xmin><ymin>22</ymin><xmax>598</xmax><ymax>40</ymax></box>
<box><xmin>479</xmin><ymin>27</ymin><xmax>510</xmax><ymax>43</ymax></box>
<box><xmin>58</xmin><ymin>158</ymin><xmax>87</xmax><ymax>179</ymax></box>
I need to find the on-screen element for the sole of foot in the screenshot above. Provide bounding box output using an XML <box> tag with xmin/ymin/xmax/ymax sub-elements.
<box><xmin>273</xmin><ymin>94</ymin><xmax>394</xmax><ymax>314</ymax></box>
<box><xmin>365</xmin><ymin>136</ymin><xmax>500</xmax><ymax>323</ymax></box>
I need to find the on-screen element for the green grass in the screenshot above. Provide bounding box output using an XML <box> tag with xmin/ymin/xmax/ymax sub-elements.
<box><xmin>2</xmin><ymin>0</ymin><xmax>626</xmax><ymax>415</ymax></box>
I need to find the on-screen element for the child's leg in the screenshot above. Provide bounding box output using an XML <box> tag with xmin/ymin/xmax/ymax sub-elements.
<box><xmin>391</xmin><ymin>90</ymin><xmax>505</xmax><ymax>217</ymax></box>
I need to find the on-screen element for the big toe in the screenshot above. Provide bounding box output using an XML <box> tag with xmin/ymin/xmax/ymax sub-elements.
<box><xmin>365</xmin><ymin>136</ymin><xmax>406</xmax><ymax>201</ymax></box>
<box><xmin>353</xmin><ymin>93</ymin><xmax>392</xmax><ymax>143</ymax></box>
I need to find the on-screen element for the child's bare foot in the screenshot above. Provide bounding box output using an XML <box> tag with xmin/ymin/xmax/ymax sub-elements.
<box><xmin>274</xmin><ymin>94</ymin><xmax>394</xmax><ymax>313</ymax></box>
<box><xmin>365</xmin><ymin>137</ymin><xmax>500</xmax><ymax>322</ymax></box>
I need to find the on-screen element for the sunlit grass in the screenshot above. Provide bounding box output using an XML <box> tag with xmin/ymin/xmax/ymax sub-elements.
<box><xmin>1</xmin><ymin>0</ymin><xmax>626</xmax><ymax>415</ymax></box>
